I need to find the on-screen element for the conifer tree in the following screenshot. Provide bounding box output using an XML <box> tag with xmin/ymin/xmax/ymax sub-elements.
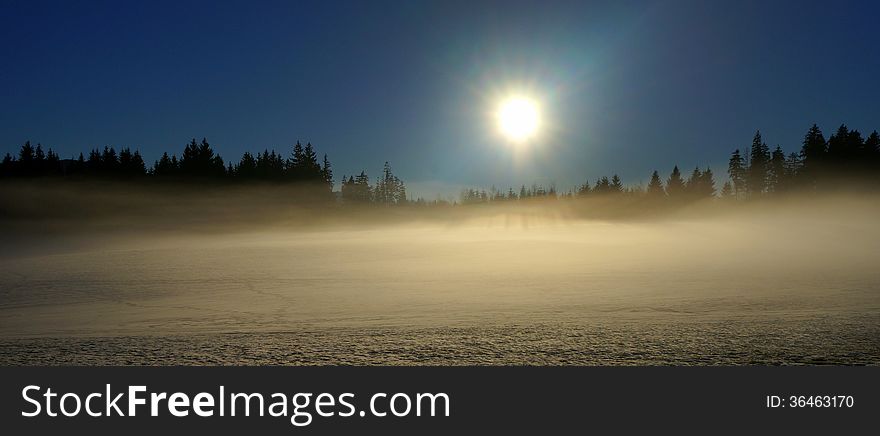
<box><xmin>302</xmin><ymin>142</ymin><xmax>321</xmax><ymax>180</ymax></box>
<box><xmin>577</xmin><ymin>180</ymin><xmax>591</xmax><ymax>196</ymax></box>
<box><xmin>180</xmin><ymin>138</ymin><xmax>224</xmax><ymax>177</ymax></box>
<box><xmin>699</xmin><ymin>167</ymin><xmax>716</xmax><ymax>198</ymax></box>
<box><xmin>747</xmin><ymin>130</ymin><xmax>770</xmax><ymax>195</ymax></box>
<box><xmin>153</xmin><ymin>152</ymin><xmax>177</xmax><ymax>176</ymax></box>
<box><xmin>768</xmin><ymin>145</ymin><xmax>786</xmax><ymax>192</ymax></box>
<box><xmin>685</xmin><ymin>167</ymin><xmax>703</xmax><ymax>198</ymax></box>
<box><xmin>666</xmin><ymin>166</ymin><xmax>685</xmax><ymax>198</ymax></box>
<box><xmin>647</xmin><ymin>170</ymin><xmax>665</xmax><ymax>197</ymax></box>
<box><xmin>321</xmin><ymin>154</ymin><xmax>333</xmax><ymax>190</ymax></box>
<box><xmin>594</xmin><ymin>176</ymin><xmax>611</xmax><ymax>194</ymax></box>
<box><xmin>610</xmin><ymin>174</ymin><xmax>623</xmax><ymax>193</ymax></box>
<box><xmin>799</xmin><ymin>124</ymin><xmax>826</xmax><ymax>185</ymax></box>
<box><xmin>827</xmin><ymin>124</ymin><xmax>851</xmax><ymax>160</ymax></box>
<box><xmin>728</xmin><ymin>149</ymin><xmax>746</xmax><ymax>198</ymax></box>
<box><xmin>289</xmin><ymin>141</ymin><xmax>305</xmax><ymax>179</ymax></box>
<box><xmin>236</xmin><ymin>152</ymin><xmax>257</xmax><ymax>179</ymax></box>
<box><xmin>19</xmin><ymin>141</ymin><xmax>35</xmax><ymax>165</ymax></box>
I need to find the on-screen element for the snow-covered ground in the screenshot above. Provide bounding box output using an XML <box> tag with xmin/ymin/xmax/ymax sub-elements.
<box><xmin>1</xmin><ymin>206</ymin><xmax>878</xmax><ymax>364</ymax></box>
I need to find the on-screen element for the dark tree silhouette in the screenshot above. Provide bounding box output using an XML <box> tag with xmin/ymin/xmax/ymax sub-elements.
<box><xmin>321</xmin><ymin>154</ymin><xmax>334</xmax><ymax>190</ymax></box>
<box><xmin>799</xmin><ymin>124</ymin><xmax>827</xmax><ymax>187</ymax></box>
<box><xmin>747</xmin><ymin>130</ymin><xmax>770</xmax><ymax>196</ymax></box>
<box><xmin>647</xmin><ymin>170</ymin><xmax>665</xmax><ymax>197</ymax></box>
<box><xmin>6</xmin><ymin>122</ymin><xmax>879</xmax><ymax>207</ymax></box>
<box><xmin>19</xmin><ymin>141</ymin><xmax>35</xmax><ymax>165</ymax></box>
<box><xmin>666</xmin><ymin>166</ymin><xmax>685</xmax><ymax>198</ymax></box>
<box><xmin>594</xmin><ymin>176</ymin><xmax>611</xmax><ymax>194</ymax></box>
<box><xmin>118</xmin><ymin>148</ymin><xmax>146</xmax><ymax>177</ymax></box>
<box><xmin>234</xmin><ymin>151</ymin><xmax>257</xmax><ymax>179</ymax></box>
<box><xmin>577</xmin><ymin>180</ymin><xmax>591</xmax><ymax>196</ymax></box>
<box><xmin>828</xmin><ymin>124</ymin><xmax>854</xmax><ymax>161</ymax></box>
<box><xmin>610</xmin><ymin>174</ymin><xmax>624</xmax><ymax>193</ymax></box>
<box><xmin>727</xmin><ymin>149</ymin><xmax>746</xmax><ymax>198</ymax></box>
<box><xmin>152</xmin><ymin>152</ymin><xmax>179</xmax><ymax>176</ymax></box>
<box><xmin>699</xmin><ymin>167</ymin><xmax>716</xmax><ymax>198</ymax></box>
<box><xmin>302</xmin><ymin>143</ymin><xmax>321</xmax><ymax>180</ymax></box>
<box><xmin>290</xmin><ymin>141</ymin><xmax>305</xmax><ymax>179</ymax></box>
<box><xmin>374</xmin><ymin>162</ymin><xmax>406</xmax><ymax>204</ymax></box>
<box><xmin>768</xmin><ymin>146</ymin><xmax>785</xmax><ymax>192</ymax></box>
<box><xmin>341</xmin><ymin>171</ymin><xmax>374</xmax><ymax>203</ymax></box>
<box><xmin>179</xmin><ymin>138</ymin><xmax>225</xmax><ymax>178</ymax></box>
<box><xmin>685</xmin><ymin>167</ymin><xmax>702</xmax><ymax>197</ymax></box>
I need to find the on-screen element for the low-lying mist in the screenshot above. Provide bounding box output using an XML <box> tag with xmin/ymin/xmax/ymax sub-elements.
<box><xmin>1</xmin><ymin>182</ymin><xmax>878</xmax><ymax>364</ymax></box>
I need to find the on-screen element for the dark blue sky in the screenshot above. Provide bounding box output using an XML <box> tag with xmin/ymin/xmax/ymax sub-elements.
<box><xmin>2</xmin><ymin>0</ymin><xmax>878</xmax><ymax>197</ymax></box>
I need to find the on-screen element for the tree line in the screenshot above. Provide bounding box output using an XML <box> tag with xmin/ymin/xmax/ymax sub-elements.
<box><xmin>0</xmin><ymin>137</ymin><xmax>413</xmax><ymax>204</ymax></box>
<box><xmin>339</xmin><ymin>161</ymin><xmax>407</xmax><ymax>205</ymax></box>
<box><xmin>722</xmin><ymin>124</ymin><xmax>880</xmax><ymax>199</ymax></box>
<box><xmin>1</xmin><ymin>138</ymin><xmax>335</xmax><ymax>187</ymax></box>
<box><xmin>2</xmin><ymin>123</ymin><xmax>878</xmax><ymax>205</ymax></box>
<box><xmin>459</xmin><ymin>123</ymin><xmax>879</xmax><ymax>204</ymax></box>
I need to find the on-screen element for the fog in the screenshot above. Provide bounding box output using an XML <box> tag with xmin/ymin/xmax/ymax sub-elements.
<box><xmin>1</xmin><ymin>183</ymin><xmax>878</xmax><ymax>364</ymax></box>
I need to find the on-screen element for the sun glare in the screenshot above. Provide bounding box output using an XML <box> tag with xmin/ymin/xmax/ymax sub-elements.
<box><xmin>496</xmin><ymin>97</ymin><xmax>540</xmax><ymax>142</ymax></box>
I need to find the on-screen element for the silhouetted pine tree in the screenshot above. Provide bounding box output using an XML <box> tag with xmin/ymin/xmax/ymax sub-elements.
<box><xmin>256</xmin><ymin>150</ymin><xmax>272</xmax><ymax>179</ymax></box>
<box><xmin>728</xmin><ymin>149</ymin><xmax>746</xmax><ymax>198</ymax></box>
<box><xmin>341</xmin><ymin>171</ymin><xmax>372</xmax><ymax>203</ymax></box>
<box><xmin>285</xmin><ymin>141</ymin><xmax>324</xmax><ymax>184</ymax></box>
<box><xmin>131</xmin><ymin>149</ymin><xmax>146</xmax><ymax>176</ymax></box>
<box><xmin>320</xmin><ymin>154</ymin><xmax>333</xmax><ymax>190</ymax></box>
<box><xmin>255</xmin><ymin>149</ymin><xmax>285</xmax><ymax>180</ymax></box>
<box><xmin>45</xmin><ymin>148</ymin><xmax>60</xmax><ymax>175</ymax></box>
<box><xmin>101</xmin><ymin>146</ymin><xmax>119</xmax><ymax>175</ymax></box>
<box><xmin>87</xmin><ymin>148</ymin><xmax>102</xmax><ymax>173</ymax></box>
<box><xmin>747</xmin><ymin>130</ymin><xmax>770</xmax><ymax>195</ymax></box>
<box><xmin>152</xmin><ymin>152</ymin><xmax>178</xmax><ymax>176</ymax></box>
<box><xmin>685</xmin><ymin>167</ymin><xmax>703</xmax><ymax>198</ymax></box>
<box><xmin>235</xmin><ymin>152</ymin><xmax>257</xmax><ymax>179</ymax></box>
<box><xmin>19</xmin><ymin>141</ymin><xmax>35</xmax><ymax>167</ymax></box>
<box><xmin>768</xmin><ymin>145</ymin><xmax>786</xmax><ymax>192</ymax></box>
<box><xmin>827</xmin><ymin>124</ymin><xmax>855</xmax><ymax>161</ymax></box>
<box><xmin>34</xmin><ymin>144</ymin><xmax>46</xmax><ymax>172</ymax></box>
<box><xmin>302</xmin><ymin>143</ymin><xmax>321</xmax><ymax>181</ymax></box>
<box><xmin>373</xmin><ymin>162</ymin><xmax>406</xmax><ymax>204</ymax></box>
<box><xmin>799</xmin><ymin>124</ymin><xmax>826</xmax><ymax>187</ymax></box>
<box><xmin>289</xmin><ymin>141</ymin><xmax>305</xmax><ymax>179</ymax></box>
<box><xmin>577</xmin><ymin>180</ymin><xmax>591</xmax><ymax>196</ymax></box>
<box><xmin>179</xmin><ymin>138</ymin><xmax>225</xmax><ymax>177</ymax></box>
<box><xmin>699</xmin><ymin>167</ymin><xmax>716</xmax><ymax>198</ymax></box>
<box><xmin>610</xmin><ymin>175</ymin><xmax>623</xmax><ymax>193</ymax></box>
<box><xmin>647</xmin><ymin>170</ymin><xmax>665</xmax><ymax>197</ymax></box>
<box><xmin>115</xmin><ymin>148</ymin><xmax>146</xmax><ymax>177</ymax></box>
<box><xmin>666</xmin><ymin>166</ymin><xmax>685</xmax><ymax>198</ymax></box>
<box><xmin>594</xmin><ymin>176</ymin><xmax>611</xmax><ymax>194</ymax></box>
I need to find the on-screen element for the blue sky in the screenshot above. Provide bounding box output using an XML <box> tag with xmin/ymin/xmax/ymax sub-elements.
<box><xmin>2</xmin><ymin>0</ymin><xmax>878</xmax><ymax>198</ymax></box>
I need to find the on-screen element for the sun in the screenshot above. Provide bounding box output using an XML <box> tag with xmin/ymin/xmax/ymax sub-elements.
<box><xmin>496</xmin><ymin>97</ymin><xmax>540</xmax><ymax>142</ymax></box>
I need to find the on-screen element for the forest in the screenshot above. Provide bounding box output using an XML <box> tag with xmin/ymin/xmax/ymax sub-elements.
<box><xmin>1</xmin><ymin>123</ymin><xmax>878</xmax><ymax>207</ymax></box>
